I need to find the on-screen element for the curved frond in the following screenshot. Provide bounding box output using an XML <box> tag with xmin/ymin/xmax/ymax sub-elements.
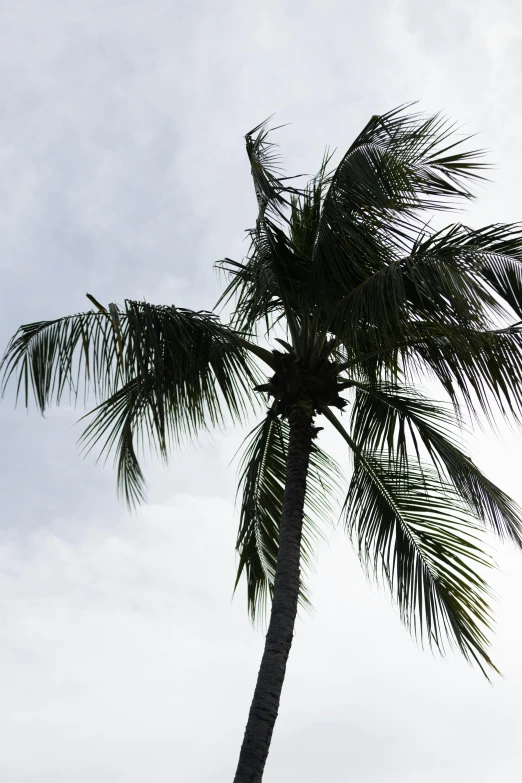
<box><xmin>217</xmin><ymin>121</ymin><xmax>309</xmax><ymax>338</ymax></box>
<box><xmin>345</xmin><ymin>450</ymin><xmax>497</xmax><ymax>676</ymax></box>
<box><xmin>336</xmin><ymin>312</ymin><xmax>522</xmax><ymax>425</ymax></box>
<box><xmin>424</xmin><ymin>222</ymin><xmax>522</xmax><ymax>320</ymax></box>
<box><xmin>79</xmin><ymin>377</ymin><xmax>148</xmax><ymax>507</ymax></box>
<box><xmin>340</xmin><ymin>106</ymin><xmax>485</xmax><ymax>212</ymax></box>
<box><xmin>322</xmin><ymin>406</ymin><xmax>498</xmax><ymax>676</ymax></box>
<box><xmin>2</xmin><ymin>299</ymin><xmax>261</xmax><ymax>505</ymax></box>
<box><xmin>322</xmin><ymin>221</ymin><xmax>522</xmax><ymax>368</ymax></box>
<box><xmin>350</xmin><ymin>382</ymin><xmax>522</xmax><ymax>547</ymax></box>
<box><xmin>310</xmin><ymin>105</ymin><xmax>488</xmax><ymax>297</ymax></box>
<box><xmin>1</xmin><ymin>308</ymin><xmax>124</xmax><ymax>410</ymax></box>
<box><xmin>234</xmin><ymin>410</ymin><xmax>342</xmax><ymax>621</ymax></box>
<box><xmin>403</xmin><ymin>322</ymin><xmax>522</xmax><ymax>422</ymax></box>
<box><xmin>244</xmin><ymin>119</ymin><xmax>297</xmax><ymax>221</ymax></box>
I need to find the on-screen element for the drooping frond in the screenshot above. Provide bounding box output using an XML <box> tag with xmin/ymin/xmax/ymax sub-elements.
<box><xmin>234</xmin><ymin>409</ymin><xmax>341</xmax><ymax>621</ymax></box>
<box><xmin>1</xmin><ymin>307</ymin><xmax>124</xmax><ymax>410</ymax></box>
<box><xmin>325</xmin><ymin>222</ymin><xmax>522</xmax><ymax>418</ymax></box>
<box><xmin>350</xmin><ymin>382</ymin><xmax>522</xmax><ymax>547</ymax></box>
<box><xmin>322</xmin><ymin>407</ymin><xmax>498</xmax><ymax>675</ymax></box>
<box><xmin>1</xmin><ymin>299</ymin><xmax>261</xmax><ymax>505</ymax></box>
<box><xmin>79</xmin><ymin>377</ymin><xmax>151</xmax><ymax>507</ymax></box>
<box><xmin>403</xmin><ymin>321</ymin><xmax>522</xmax><ymax>422</ymax></box>
<box><xmin>345</xmin><ymin>450</ymin><xmax>497</xmax><ymax>676</ymax></box>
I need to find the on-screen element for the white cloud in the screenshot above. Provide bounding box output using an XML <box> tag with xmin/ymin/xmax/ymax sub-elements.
<box><xmin>1</xmin><ymin>488</ymin><xmax>521</xmax><ymax>782</ymax></box>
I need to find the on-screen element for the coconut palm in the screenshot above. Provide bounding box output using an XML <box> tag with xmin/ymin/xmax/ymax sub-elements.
<box><xmin>3</xmin><ymin>105</ymin><xmax>522</xmax><ymax>783</ymax></box>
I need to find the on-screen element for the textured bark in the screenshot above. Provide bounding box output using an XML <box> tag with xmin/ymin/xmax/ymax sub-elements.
<box><xmin>233</xmin><ymin>401</ymin><xmax>315</xmax><ymax>783</ymax></box>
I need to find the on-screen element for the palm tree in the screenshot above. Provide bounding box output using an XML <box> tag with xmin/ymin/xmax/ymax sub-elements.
<box><xmin>3</xmin><ymin>105</ymin><xmax>522</xmax><ymax>782</ymax></box>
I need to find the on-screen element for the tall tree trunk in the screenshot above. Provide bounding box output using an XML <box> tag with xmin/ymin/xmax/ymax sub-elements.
<box><xmin>233</xmin><ymin>400</ymin><xmax>315</xmax><ymax>783</ymax></box>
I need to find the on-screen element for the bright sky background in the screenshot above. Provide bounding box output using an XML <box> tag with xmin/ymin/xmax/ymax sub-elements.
<box><xmin>1</xmin><ymin>1</ymin><xmax>522</xmax><ymax>781</ymax></box>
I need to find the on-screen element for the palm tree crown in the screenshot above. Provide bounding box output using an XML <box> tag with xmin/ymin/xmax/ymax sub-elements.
<box><xmin>4</xmin><ymin>105</ymin><xmax>522</xmax><ymax>780</ymax></box>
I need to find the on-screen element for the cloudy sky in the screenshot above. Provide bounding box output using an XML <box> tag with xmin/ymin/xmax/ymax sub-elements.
<box><xmin>1</xmin><ymin>0</ymin><xmax>522</xmax><ymax>780</ymax></box>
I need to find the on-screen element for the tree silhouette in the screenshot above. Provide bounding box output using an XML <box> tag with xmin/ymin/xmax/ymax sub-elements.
<box><xmin>4</xmin><ymin>106</ymin><xmax>522</xmax><ymax>782</ymax></box>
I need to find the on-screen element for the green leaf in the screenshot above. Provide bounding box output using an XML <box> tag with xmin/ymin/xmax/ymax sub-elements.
<box><xmin>217</xmin><ymin>120</ymin><xmax>312</xmax><ymax>345</ymax></box>
<box><xmin>345</xmin><ymin>450</ymin><xmax>498</xmax><ymax>676</ymax></box>
<box><xmin>309</xmin><ymin>105</ymin><xmax>488</xmax><ymax>300</ymax></box>
<box><xmin>244</xmin><ymin>118</ymin><xmax>297</xmax><ymax>221</ymax></box>
<box><xmin>319</xmin><ymin>223</ymin><xmax>522</xmax><ymax>369</ymax></box>
<box><xmin>322</xmin><ymin>406</ymin><xmax>498</xmax><ymax>676</ymax></box>
<box><xmin>403</xmin><ymin>322</ymin><xmax>522</xmax><ymax>422</ymax></box>
<box><xmin>350</xmin><ymin>382</ymin><xmax>522</xmax><ymax>547</ymax></box>
<box><xmin>1</xmin><ymin>309</ymin><xmax>125</xmax><ymax>410</ymax></box>
<box><xmin>2</xmin><ymin>299</ymin><xmax>261</xmax><ymax>505</ymax></box>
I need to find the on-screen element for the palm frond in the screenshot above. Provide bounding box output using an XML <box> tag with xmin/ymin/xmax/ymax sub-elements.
<box><xmin>217</xmin><ymin>222</ymin><xmax>308</xmax><ymax>337</ymax></box>
<box><xmin>1</xmin><ymin>306</ymin><xmax>126</xmax><ymax>409</ymax></box>
<box><xmin>333</xmin><ymin>288</ymin><xmax>522</xmax><ymax>422</ymax></box>
<box><xmin>403</xmin><ymin>321</ymin><xmax>522</xmax><ymax>422</ymax></box>
<box><xmin>289</xmin><ymin>151</ymin><xmax>333</xmax><ymax>258</ymax></box>
<box><xmin>416</xmin><ymin>222</ymin><xmax>522</xmax><ymax>320</ymax></box>
<box><xmin>244</xmin><ymin>118</ymin><xmax>303</xmax><ymax>222</ymax></box>
<box><xmin>322</xmin><ymin>406</ymin><xmax>498</xmax><ymax>676</ymax></box>
<box><xmin>215</xmin><ymin>255</ymin><xmax>282</xmax><ymax>332</ymax></box>
<box><xmin>234</xmin><ymin>410</ymin><xmax>342</xmax><ymax>621</ymax></box>
<box><xmin>79</xmin><ymin>377</ymin><xmax>149</xmax><ymax>507</ymax></box>
<box><xmin>323</xmin><ymin>253</ymin><xmax>492</xmax><ymax>376</ymax></box>
<box><xmin>309</xmin><ymin>105</ymin><xmax>488</xmax><ymax>299</ymax></box>
<box><xmin>319</xmin><ymin>219</ymin><xmax>522</xmax><ymax>365</ymax></box>
<box><xmin>341</xmin><ymin>105</ymin><xmax>486</xmax><ymax>211</ymax></box>
<box><xmin>346</xmin><ymin>450</ymin><xmax>497</xmax><ymax>676</ymax></box>
<box><xmin>350</xmin><ymin>382</ymin><xmax>522</xmax><ymax>547</ymax></box>
<box><xmin>217</xmin><ymin>121</ymin><xmax>310</xmax><ymax>338</ymax></box>
<box><xmin>2</xmin><ymin>299</ymin><xmax>261</xmax><ymax>505</ymax></box>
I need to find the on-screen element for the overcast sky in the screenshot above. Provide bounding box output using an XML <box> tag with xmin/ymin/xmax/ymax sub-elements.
<box><xmin>1</xmin><ymin>1</ymin><xmax>522</xmax><ymax>781</ymax></box>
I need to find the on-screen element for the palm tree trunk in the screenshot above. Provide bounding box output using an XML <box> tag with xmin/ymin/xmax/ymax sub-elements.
<box><xmin>233</xmin><ymin>400</ymin><xmax>315</xmax><ymax>783</ymax></box>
